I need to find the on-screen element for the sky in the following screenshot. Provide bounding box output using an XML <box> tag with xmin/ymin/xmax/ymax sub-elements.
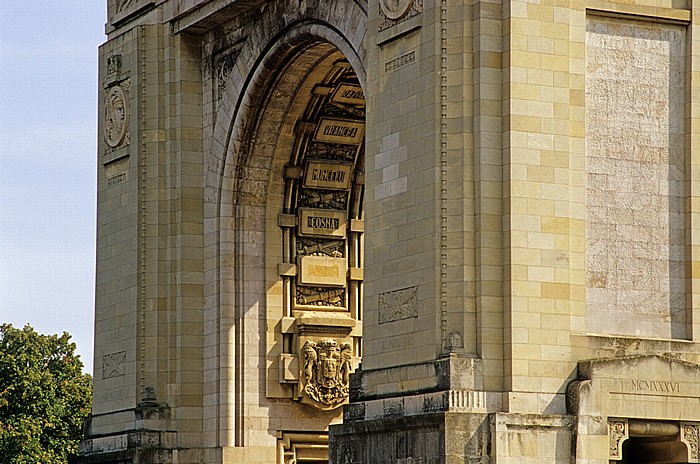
<box><xmin>0</xmin><ymin>2</ymin><xmax>107</xmax><ymax>373</ymax></box>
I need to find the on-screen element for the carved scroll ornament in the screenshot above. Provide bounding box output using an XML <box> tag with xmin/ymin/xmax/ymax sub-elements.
<box><xmin>682</xmin><ymin>422</ymin><xmax>700</xmax><ymax>462</ymax></box>
<box><xmin>609</xmin><ymin>419</ymin><xmax>628</xmax><ymax>460</ymax></box>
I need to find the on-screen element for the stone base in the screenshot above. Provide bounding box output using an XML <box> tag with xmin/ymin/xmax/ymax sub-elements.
<box><xmin>70</xmin><ymin>430</ymin><xmax>178</xmax><ymax>464</ymax></box>
<box><xmin>330</xmin><ymin>406</ymin><xmax>576</xmax><ymax>464</ymax></box>
<box><xmin>330</xmin><ymin>355</ymin><xmax>576</xmax><ymax>463</ymax></box>
<box><xmin>71</xmin><ymin>403</ymin><xmax>189</xmax><ymax>464</ymax></box>
<box><xmin>330</xmin><ymin>411</ymin><xmax>490</xmax><ymax>464</ymax></box>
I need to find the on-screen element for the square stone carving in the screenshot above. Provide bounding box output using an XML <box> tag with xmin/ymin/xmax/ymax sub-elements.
<box><xmin>379</xmin><ymin>286</ymin><xmax>418</xmax><ymax>323</ymax></box>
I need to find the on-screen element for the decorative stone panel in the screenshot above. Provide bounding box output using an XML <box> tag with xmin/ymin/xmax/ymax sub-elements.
<box><xmin>585</xmin><ymin>15</ymin><xmax>687</xmax><ymax>338</ymax></box>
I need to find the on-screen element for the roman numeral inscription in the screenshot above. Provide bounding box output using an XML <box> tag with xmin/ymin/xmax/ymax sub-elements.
<box><xmin>629</xmin><ymin>380</ymin><xmax>680</xmax><ymax>394</ymax></box>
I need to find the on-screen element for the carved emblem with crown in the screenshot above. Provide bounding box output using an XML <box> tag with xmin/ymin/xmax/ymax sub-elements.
<box><xmin>300</xmin><ymin>338</ymin><xmax>352</xmax><ymax>410</ymax></box>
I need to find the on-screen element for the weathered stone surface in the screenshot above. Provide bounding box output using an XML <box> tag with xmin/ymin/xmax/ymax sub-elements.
<box><xmin>83</xmin><ymin>1</ymin><xmax>700</xmax><ymax>463</ymax></box>
<box><xmin>585</xmin><ymin>15</ymin><xmax>687</xmax><ymax>339</ymax></box>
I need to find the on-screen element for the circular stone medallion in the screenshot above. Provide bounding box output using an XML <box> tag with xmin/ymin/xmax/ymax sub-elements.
<box><xmin>104</xmin><ymin>85</ymin><xmax>128</xmax><ymax>148</ymax></box>
<box><xmin>379</xmin><ymin>0</ymin><xmax>414</xmax><ymax>20</ymax></box>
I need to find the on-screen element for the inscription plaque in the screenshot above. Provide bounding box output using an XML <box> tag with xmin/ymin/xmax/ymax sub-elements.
<box><xmin>303</xmin><ymin>161</ymin><xmax>353</xmax><ymax>190</ymax></box>
<box><xmin>331</xmin><ymin>84</ymin><xmax>365</xmax><ymax>106</ymax></box>
<box><xmin>314</xmin><ymin>118</ymin><xmax>364</xmax><ymax>145</ymax></box>
<box><xmin>629</xmin><ymin>379</ymin><xmax>680</xmax><ymax>394</ymax></box>
<box><xmin>299</xmin><ymin>208</ymin><xmax>347</xmax><ymax>238</ymax></box>
<box><xmin>298</xmin><ymin>255</ymin><xmax>347</xmax><ymax>287</ymax></box>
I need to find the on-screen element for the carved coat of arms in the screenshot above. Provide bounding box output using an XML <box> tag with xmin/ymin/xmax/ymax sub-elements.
<box><xmin>301</xmin><ymin>339</ymin><xmax>352</xmax><ymax>410</ymax></box>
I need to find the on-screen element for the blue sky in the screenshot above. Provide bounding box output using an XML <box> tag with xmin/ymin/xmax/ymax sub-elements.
<box><xmin>0</xmin><ymin>2</ymin><xmax>107</xmax><ymax>373</ymax></box>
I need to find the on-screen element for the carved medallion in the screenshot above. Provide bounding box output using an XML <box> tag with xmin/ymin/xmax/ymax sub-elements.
<box><xmin>104</xmin><ymin>85</ymin><xmax>128</xmax><ymax>148</ymax></box>
<box><xmin>300</xmin><ymin>339</ymin><xmax>352</xmax><ymax>410</ymax></box>
<box><xmin>379</xmin><ymin>0</ymin><xmax>414</xmax><ymax>20</ymax></box>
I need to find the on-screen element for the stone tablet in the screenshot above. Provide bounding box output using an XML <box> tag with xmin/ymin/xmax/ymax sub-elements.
<box><xmin>303</xmin><ymin>161</ymin><xmax>353</xmax><ymax>190</ymax></box>
<box><xmin>298</xmin><ymin>208</ymin><xmax>347</xmax><ymax>238</ymax></box>
<box><xmin>331</xmin><ymin>84</ymin><xmax>365</xmax><ymax>106</ymax></box>
<box><xmin>314</xmin><ymin>118</ymin><xmax>364</xmax><ymax>145</ymax></box>
<box><xmin>298</xmin><ymin>255</ymin><xmax>347</xmax><ymax>287</ymax></box>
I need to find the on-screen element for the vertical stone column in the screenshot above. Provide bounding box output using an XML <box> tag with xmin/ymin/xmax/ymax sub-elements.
<box><xmin>331</xmin><ymin>0</ymin><xmax>495</xmax><ymax>462</ymax></box>
<box><xmin>78</xmin><ymin>20</ymin><xmax>205</xmax><ymax>464</ymax></box>
<box><xmin>503</xmin><ymin>0</ymin><xmax>585</xmax><ymax>411</ymax></box>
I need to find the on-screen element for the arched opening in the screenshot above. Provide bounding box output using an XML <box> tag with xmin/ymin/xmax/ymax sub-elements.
<box><xmin>610</xmin><ymin>419</ymin><xmax>697</xmax><ymax>464</ymax></box>
<box><xmin>215</xmin><ymin>26</ymin><xmax>365</xmax><ymax>457</ymax></box>
<box><xmin>620</xmin><ymin>437</ymin><xmax>689</xmax><ymax>464</ymax></box>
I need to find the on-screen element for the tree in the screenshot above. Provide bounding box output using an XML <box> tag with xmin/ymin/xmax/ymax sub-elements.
<box><xmin>0</xmin><ymin>324</ymin><xmax>92</xmax><ymax>464</ymax></box>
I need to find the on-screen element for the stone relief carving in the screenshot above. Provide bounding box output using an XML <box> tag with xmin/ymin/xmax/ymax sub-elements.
<box><xmin>140</xmin><ymin>386</ymin><xmax>157</xmax><ymax>404</ymax></box>
<box><xmin>445</xmin><ymin>331</ymin><xmax>463</xmax><ymax>352</ymax></box>
<box><xmin>117</xmin><ymin>0</ymin><xmax>133</xmax><ymax>12</ymax></box>
<box><xmin>107</xmin><ymin>54</ymin><xmax>122</xmax><ymax>77</ymax></box>
<box><xmin>216</xmin><ymin>45</ymin><xmax>243</xmax><ymax>101</ymax></box>
<box><xmin>297</xmin><ymin>238</ymin><xmax>344</xmax><ymax>258</ymax></box>
<box><xmin>305</xmin><ymin>142</ymin><xmax>358</xmax><ymax>163</ymax></box>
<box><xmin>379</xmin><ymin>0</ymin><xmax>414</xmax><ymax>20</ymax></box>
<box><xmin>609</xmin><ymin>419</ymin><xmax>628</xmax><ymax>459</ymax></box>
<box><xmin>379</xmin><ymin>0</ymin><xmax>423</xmax><ymax>32</ymax></box>
<box><xmin>102</xmin><ymin>351</ymin><xmax>126</xmax><ymax>379</ymax></box>
<box><xmin>681</xmin><ymin>422</ymin><xmax>700</xmax><ymax>461</ymax></box>
<box><xmin>297</xmin><ymin>189</ymin><xmax>348</xmax><ymax>210</ymax></box>
<box><xmin>379</xmin><ymin>286</ymin><xmax>418</xmax><ymax>323</ymax></box>
<box><xmin>104</xmin><ymin>82</ymin><xmax>130</xmax><ymax>149</ymax></box>
<box><xmin>301</xmin><ymin>339</ymin><xmax>352</xmax><ymax>409</ymax></box>
<box><xmin>321</xmin><ymin>101</ymin><xmax>365</xmax><ymax>119</ymax></box>
<box><xmin>296</xmin><ymin>286</ymin><xmax>345</xmax><ymax>307</ymax></box>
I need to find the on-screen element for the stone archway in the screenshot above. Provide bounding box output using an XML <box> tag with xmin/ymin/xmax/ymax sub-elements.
<box><xmin>204</xmin><ymin>10</ymin><xmax>366</xmax><ymax>456</ymax></box>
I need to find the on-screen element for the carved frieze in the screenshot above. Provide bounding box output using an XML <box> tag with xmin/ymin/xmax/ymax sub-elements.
<box><xmin>296</xmin><ymin>237</ymin><xmax>344</xmax><ymax>258</ymax></box>
<box><xmin>296</xmin><ymin>286</ymin><xmax>345</xmax><ymax>307</ymax></box>
<box><xmin>305</xmin><ymin>142</ymin><xmax>358</xmax><ymax>162</ymax></box>
<box><xmin>297</xmin><ymin>189</ymin><xmax>348</xmax><ymax>210</ymax></box>
<box><xmin>300</xmin><ymin>339</ymin><xmax>352</xmax><ymax>410</ymax></box>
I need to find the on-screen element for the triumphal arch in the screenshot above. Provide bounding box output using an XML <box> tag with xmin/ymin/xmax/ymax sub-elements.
<box><xmin>79</xmin><ymin>0</ymin><xmax>700</xmax><ymax>463</ymax></box>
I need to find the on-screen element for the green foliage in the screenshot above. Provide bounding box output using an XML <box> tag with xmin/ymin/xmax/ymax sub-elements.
<box><xmin>0</xmin><ymin>324</ymin><xmax>92</xmax><ymax>464</ymax></box>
